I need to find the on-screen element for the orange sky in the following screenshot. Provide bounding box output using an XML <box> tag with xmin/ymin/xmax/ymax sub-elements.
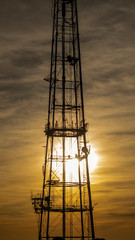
<box><xmin>0</xmin><ymin>0</ymin><xmax>135</xmax><ymax>240</ymax></box>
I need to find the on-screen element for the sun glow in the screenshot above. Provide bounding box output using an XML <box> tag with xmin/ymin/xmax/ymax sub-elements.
<box><xmin>51</xmin><ymin>141</ymin><xmax>98</xmax><ymax>183</ymax></box>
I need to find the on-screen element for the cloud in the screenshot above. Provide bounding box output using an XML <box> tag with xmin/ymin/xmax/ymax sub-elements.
<box><xmin>0</xmin><ymin>204</ymin><xmax>26</xmax><ymax>218</ymax></box>
<box><xmin>108</xmin><ymin>212</ymin><xmax>135</xmax><ymax>218</ymax></box>
<box><xmin>106</xmin><ymin>131</ymin><xmax>135</xmax><ymax>136</ymax></box>
<box><xmin>10</xmin><ymin>49</ymin><xmax>46</xmax><ymax>69</ymax></box>
<box><xmin>0</xmin><ymin>106</ymin><xmax>19</xmax><ymax>119</ymax></box>
<box><xmin>0</xmin><ymin>0</ymin><xmax>51</xmax><ymax>34</ymax></box>
<box><xmin>99</xmin><ymin>111</ymin><xmax>135</xmax><ymax>119</ymax></box>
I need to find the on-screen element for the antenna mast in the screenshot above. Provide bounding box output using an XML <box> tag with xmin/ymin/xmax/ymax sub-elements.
<box><xmin>31</xmin><ymin>1</ymin><xmax>102</xmax><ymax>239</ymax></box>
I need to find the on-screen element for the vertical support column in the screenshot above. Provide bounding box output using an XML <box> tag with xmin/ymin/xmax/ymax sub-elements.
<box><xmin>75</xmin><ymin>0</ymin><xmax>95</xmax><ymax>239</ymax></box>
<box><xmin>78</xmin><ymin>154</ymin><xmax>84</xmax><ymax>240</ymax></box>
<box><xmin>39</xmin><ymin>1</ymin><xmax>56</xmax><ymax>240</ymax></box>
<box><xmin>70</xmin><ymin>172</ymin><xmax>73</xmax><ymax>240</ymax></box>
<box><xmin>46</xmin><ymin>1</ymin><xmax>59</xmax><ymax>237</ymax></box>
<box><xmin>46</xmin><ymin>137</ymin><xmax>54</xmax><ymax>239</ymax></box>
<box><xmin>85</xmin><ymin>152</ymin><xmax>95</xmax><ymax>239</ymax></box>
<box><xmin>39</xmin><ymin>136</ymin><xmax>49</xmax><ymax>240</ymax></box>
<box><xmin>71</xmin><ymin>1</ymin><xmax>84</xmax><ymax>238</ymax></box>
<box><xmin>62</xmin><ymin>0</ymin><xmax>66</xmax><ymax>238</ymax></box>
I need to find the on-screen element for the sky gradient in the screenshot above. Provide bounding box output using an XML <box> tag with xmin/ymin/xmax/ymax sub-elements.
<box><xmin>0</xmin><ymin>0</ymin><xmax>135</xmax><ymax>240</ymax></box>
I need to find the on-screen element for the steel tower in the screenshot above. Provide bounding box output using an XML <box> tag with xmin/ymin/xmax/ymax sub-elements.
<box><xmin>32</xmin><ymin>0</ymin><xmax>97</xmax><ymax>239</ymax></box>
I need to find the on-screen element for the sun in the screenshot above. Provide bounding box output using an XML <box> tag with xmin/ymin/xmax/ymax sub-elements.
<box><xmin>51</xmin><ymin>141</ymin><xmax>98</xmax><ymax>183</ymax></box>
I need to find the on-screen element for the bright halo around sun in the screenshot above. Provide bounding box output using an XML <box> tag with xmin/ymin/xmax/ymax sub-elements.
<box><xmin>88</xmin><ymin>146</ymin><xmax>98</xmax><ymax>173</ymax></box>
<box><xmin>51</xmin><ymin>141</ymin><xmax>98</xmax><ymax>183</ymax></box>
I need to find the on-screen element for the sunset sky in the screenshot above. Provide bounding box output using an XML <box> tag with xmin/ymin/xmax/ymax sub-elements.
<box><xmin>0</xmin><ymin>0</ymin><xmax>135</xmax><ymax>240</ymax></box>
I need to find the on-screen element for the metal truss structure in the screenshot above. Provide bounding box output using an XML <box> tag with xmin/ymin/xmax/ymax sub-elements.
<box><xmin>31</xmin><ymin>1</ymin><xmax>103</xmax><ymax>240</ymax></box>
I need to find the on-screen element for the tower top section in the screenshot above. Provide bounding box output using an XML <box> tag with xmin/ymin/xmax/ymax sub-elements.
<box><xmin>44</xmin><ymin>0</ymin><xmax>87</xmax><ymax>139</ymax></box>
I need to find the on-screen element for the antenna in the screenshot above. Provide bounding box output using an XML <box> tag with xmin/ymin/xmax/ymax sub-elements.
<box><xmin>32</xmin><ymin>1</ymin><xmax>105</xmax><ymax>240</ymax></box>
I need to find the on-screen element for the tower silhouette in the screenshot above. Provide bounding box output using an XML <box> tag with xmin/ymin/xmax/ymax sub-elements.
<box><xmin>32</xmin><ymin>0</ymin><xmax>97</xmax><ymax>239</ymax></box>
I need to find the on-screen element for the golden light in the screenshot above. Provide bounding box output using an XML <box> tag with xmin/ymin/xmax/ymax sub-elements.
<box><xmin>88</xmin><ymin>146</ymin><xmax>98</xmax><ymax>173</ymax></box>
<box><xmin>66</xmin><ymin>157</ymin><xmax>78</xmax><ymax>182</ymax></box>
<box><xmin>52</xmin><ymin>141</ymin><xmax>98</xmax><ymax>183</ymax></box>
